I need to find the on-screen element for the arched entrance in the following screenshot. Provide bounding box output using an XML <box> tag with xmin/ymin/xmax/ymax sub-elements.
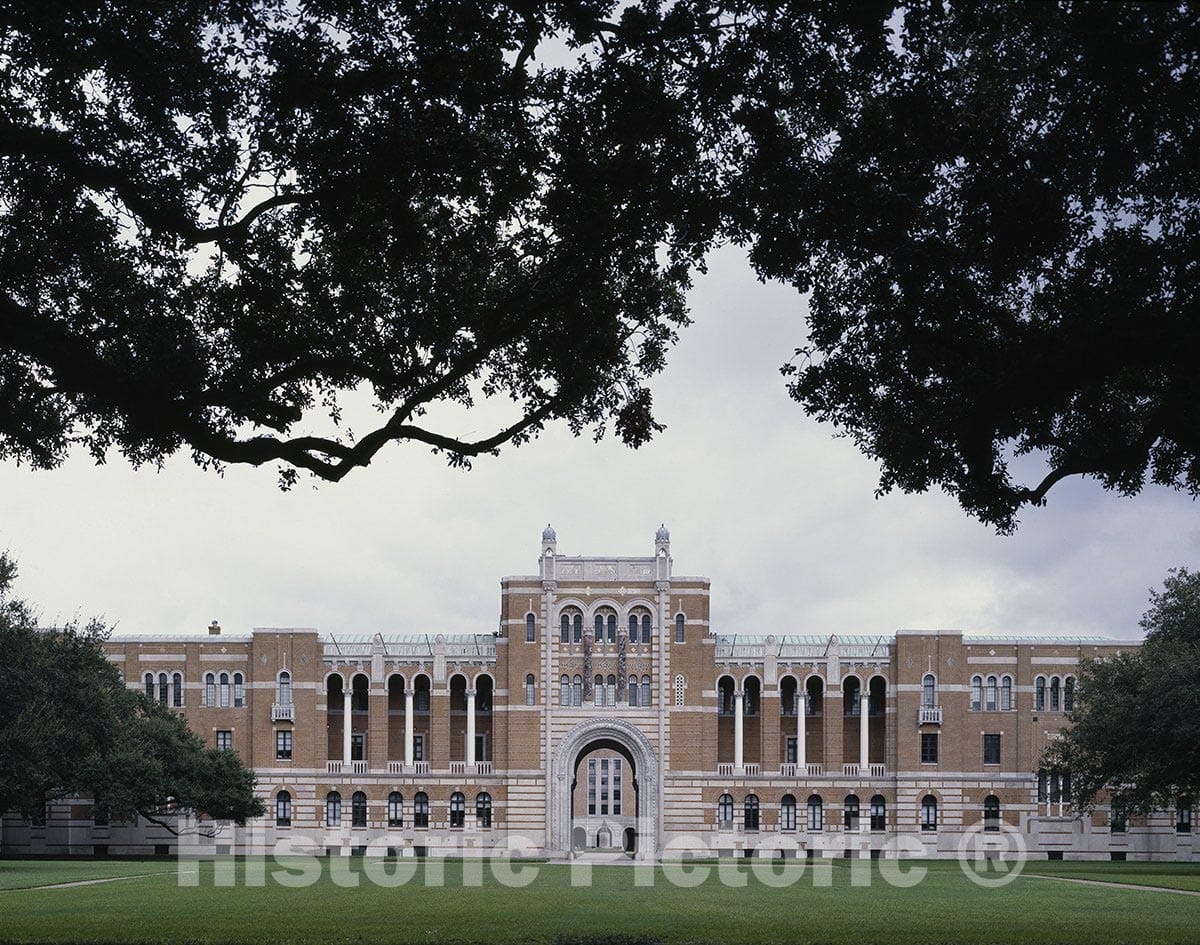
<box><xmin>550</xmin><ymin>718</ymin><xmax>658</xmax><ymax>860</ymax></box>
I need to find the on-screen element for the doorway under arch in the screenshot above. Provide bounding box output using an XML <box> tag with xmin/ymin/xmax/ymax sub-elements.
<box><xmin>550</xmin><ymin>718</ymin><xmax>658</xmax><ymax>860</ymax></box>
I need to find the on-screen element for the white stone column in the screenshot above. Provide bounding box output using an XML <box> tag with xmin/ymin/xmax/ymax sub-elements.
<box><xmin>404</xmin><ymin>688</ymin><xmax>415</xmax><ymax>768</ymax></box>
<box><xmin>734</xmin><ymin>689</ymin><xmax>745</xmax><ymax>770</ymax></box>
<box><xmin>859</xmin><ymin>689</ymin><xmax>870</xmax><ymax>771</ymax></box>
<box><xmin>342</xmin><ymin>687</ymin><xmax>353</xmax><ymax>768</ymax></box>
<box><xmin>466</xmin><ymin>689</ymin><xmax>477</xmax><ymax>766</ymax></box>
<box><xmin>797</xmin><ymin>693</ymin><xmax>807</xmax><ymax>769</ymax></box>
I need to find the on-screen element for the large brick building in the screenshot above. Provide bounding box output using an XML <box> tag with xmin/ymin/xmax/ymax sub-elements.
<box><xmin>2</xmin><ymin>526</ymin><xmax>1194</xmax><ymax>860</ymax></box>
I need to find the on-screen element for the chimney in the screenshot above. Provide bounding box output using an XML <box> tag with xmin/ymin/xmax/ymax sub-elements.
<box><xmin>208</xmin><ymin>620</ymin><xmax>221</xmax><ymax>636</ymax></box>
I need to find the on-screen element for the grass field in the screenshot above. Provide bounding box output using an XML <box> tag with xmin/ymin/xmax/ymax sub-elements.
<box><xmin>2</xmin><ymin>858</ymin><xmax>1199</xmax><ymax>945</ymax></box>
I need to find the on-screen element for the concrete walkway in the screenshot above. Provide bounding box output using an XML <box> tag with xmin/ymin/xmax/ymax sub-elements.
<box><xmin>1026</xmin><ymin>873</ymin><xmax>1200</xmax><ymax>896</ymax></box>
<box><xmin>4</xmin><ymin>869</ymin><xmax>190</xmax><ymax>892</ymax></box>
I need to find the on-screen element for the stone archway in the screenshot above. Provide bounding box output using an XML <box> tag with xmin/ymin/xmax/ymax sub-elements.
<box><xmin>549</xmin><ymin>718</ymin><xmax>658</xmax><ymax>861</ymax></box>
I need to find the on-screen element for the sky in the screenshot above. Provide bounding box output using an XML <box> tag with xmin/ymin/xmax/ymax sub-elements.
<box><xmin>1</xmin><ymin>245</ymin><xmax>1196</xmax><ymax>642</ymax></box>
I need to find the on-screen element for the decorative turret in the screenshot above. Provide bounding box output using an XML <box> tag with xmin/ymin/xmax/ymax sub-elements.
<box><xmin>540</xmin><ymin>523</ymin><xmax>557</xmax><ymax>583</ymax></box>
<box><xmin>655</xmin><ymin>523</ymin><xmax>671</xmax><ymax>583</ymax></box>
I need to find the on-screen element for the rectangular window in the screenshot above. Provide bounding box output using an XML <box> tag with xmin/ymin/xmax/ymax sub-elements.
<box><xmin>351</xmin><ymin>733</ymin><xmax>364</xmax><ymax>761</ymax></box>
<box><xmin>587</xmin><ymin>760</ymin><xmax>596</xmax><ymax>815</ymax></box>
<box><xmin>613</xmin><ymin>759</ymin><xmax>622</xmax><ymax>816</ymax></box>
<box><xmin>216</xmin><ymin>730</ymin><xmax>233</xmax><ymax>752</ymax></box>
<box><xmin>920</xmin><ymin>733</ymin><xmax>938</xmax><ymax>764</ymax></box>
<box><xmin>475</xmin><ymin>733</ymin><xmax>486</xmax><ymax>762</ymax></box>
<box><xmin>1110</xmin><ymin>803</ymin><xmax>1127</xmax><ymax>834</ymax></box>
<box><xmin>413</xmin><ymin>734</ymin><xmax>425</xmax><ymax>762</ymax></box>
<box><xmin>983</xmin><ymin>734</ymin><xmax>1001</xmax><ymax>766</ymax></box>
<box><xmin>786</xmin><ymin>737</ymin><xmax>798</xmax><ymax>765</ymax></box>
<box><xmin>600</xmin><ymin>759</ymin><xmax>610</xmax><ymax>816</ymax></box>
<box><xmin>1178</xmin><ymin>804</ymin><xmax>1192</xmax><ymax>834</ymax></box>
<box><xmin>276</xmin><ymin>730</ymin><xmax>293</xmax><ymax>761</ymax></box>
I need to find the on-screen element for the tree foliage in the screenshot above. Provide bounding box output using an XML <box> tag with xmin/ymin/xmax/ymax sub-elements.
<box><xmin>1045</xmin><ymin>569</ymin><xmax>1200</xmax><ymax>814</ymax></box>
<box><xmin>1</xmin><ymin>2</ymin><xmax>1197</xmax><ymax>527</ymax></box>
<box><xmin>0</xmin><ymin>554</ymin><xmax>263</xmax><ymax>832</ymax></box>
<box><xmin>753</xmin><ymin>2</ymin><xmax>1200</xmax><ymax>531</ymax></box>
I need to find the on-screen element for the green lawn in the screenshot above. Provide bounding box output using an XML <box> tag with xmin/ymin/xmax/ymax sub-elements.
<box><xmin>1</xmin><ymin>858</ymin><xmax>1199</xmax><ymax>945</ymax></box>
<box><xmin>0</xmin><ymin>860</ymin><xmax>177</xmax><ymax>891</ymax></box>
<box><xmin>1023</xmin><ymin>860</ymin><xmax>1200</xmax><ymax>892</ymax></box>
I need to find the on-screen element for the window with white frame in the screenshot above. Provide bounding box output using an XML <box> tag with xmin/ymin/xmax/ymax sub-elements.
<box><xmin>675</xmin><ymin>612</ymin><xmax>685</xmax><ymax>643</ymax></box>
<box><xmin>641</xmin><ymin>675</ymin><xmax>651</xmax><ymax>707</ymax></box>
<box><xmin>525</xmin><ymin>613</ymin><xmax>536</xmax><ymax>642</ymax></box>
<box><xmin>326</xmin><ymin>791</ymin><xmax>341</xmax><ymax>827</ymax></box>
<box><xmin>970</xmin><ymin>675</ymin><xmax>983</xmax><ymax>711</ymax></box>
<box><xmin>628</xmin><ymin>675</ymin><xmax>639</xmax><ymax>706</ymax></box>
<box><xmin>560</xmin><ymin>675</ymin><xmax>570</xmax><ymax>706</ymax></box>
<box><xmin>807</xmin><ymin>795</ymin><xmax>823</xmax><ymax>831</ymax></box>
<box><xmin>1000</xmin><ymin>675</ymin><xmax>1013</xmax><ymax>711</ymax></box>
<box><xmin>276</xmin><ymin>730</ymin><xmax>292</xmax><ymax>760</ymax></box>
<box><xmin>476</xmin><ymin>792</ymin><xmax>492</xmax><ymax>828</ymax></box>
<box><xmin>388</xmin><ymin>791</ymin><xmax>403</xmax><ymax>828</ymax></box>
<box><xmin>216</xmin><ymin>730</ymin><xmax>233</xmax><ymax>752</ymax></box>
<box><xmin>205</xmin><ymin>673</ymin><xmax>216</xmax><ymax>707</ymax></box>
<box><xmin>351</xmin><ymin>791</ymin><xmax>367</xmax><ymax>828</ymax></box>
<box><xmin>922</xmin><ymin>673</ymin><xmax>936</xmax><ymax>708</ymax></box>
<box><xmin>985</xmin><ymin>675</ymin><xmax>997</xmax><ymax>711</ymax></box>
<box><xmin>233</xmin><ymin>672</ymin><xmax>244</xmax><ymax>708</ymax></box>
<box><xmin>275</xmin><ymin>791</ymin><xmax>292</xmax><ymax>827</ymax></box>
<box><xmin>413</xmin><ymin>792</ymin><xmax>429</xmax><ymax>828</ymax></box>
<box><xmin>1035</xmin><ymin>676</ymin><xmax>1046</xmax><ymax>711</ymax></box>
<box><xmin>172</xmin><ymin>673</ymin><xmax>183</xmax><ymax>707</ymax></box>
<box><xmin>525</xmin><ymin>674</ymin><xmax>536</xmax><ymax>706</ymax></box>
<box><xmin>278</xmin><ymin>671</ymin><xmax>292</xmax><ymax>706</ymax></box>
<box><xmin>921</xmin><ymin>795</ymin><xmax>938</xmax><ymax>832</ymax></box>
<box><xmin>717</xmin><ymin>793</ymin><xmax>733</xmax><ymax>827</ymax></box>
<box><xmin>780</xmin><ymin>794</ymin><xmax>797</xmax><ymax>831</ymax></box>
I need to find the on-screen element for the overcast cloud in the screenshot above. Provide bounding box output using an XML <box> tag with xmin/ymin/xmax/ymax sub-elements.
<box><xmin>1</xmin><ymin>247</ymin><xmax>1196</xmax><ymax>642</ymax></box>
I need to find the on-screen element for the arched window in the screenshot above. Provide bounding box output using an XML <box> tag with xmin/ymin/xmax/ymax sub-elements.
<box><xmin>205</xmin><ymin>673</ymin><xmax>216</xmax><ymax>707</ymax></box>
<box><xmin>641</xmin><ymin>675</ymin><xmax>651</xmax><ymax>707</ymax></box>
<box><xmin>594</xmin><ymin>674</ymin><xmax>605</xmax><ymax>706</ymax></box>
<box><xmin>573</xmin><ymin>612</ymin><xmax>582</xmax><ymax>643</ymax></box>
<box><xmin>172</xmin><ymin>672</ymin><xmax>183</xmax><ymax>707</ymax></box>
<box><xmin>1064</xmin><ymin>676</ymin><xmax>1075</xmax><ymax>712</ymax></box>
<box><xmin>717</xmin><ymin>793</ymin><xmax>733</xmax><ymax>826</ymax></box>
<box><xmin>572</xmin><ymin>675</ymin><xmax>582</xmax><ymax>706</ymax></box>
<box><xmin>983</xmin><ymin>795</ymin><xmax>1000</xmax><ymax>832</ymax></box>
<box><xmin>594</xmin><ymin>614</ymin><xmax>604</xmax><ymax>640</ymax></box>
<box><xmin>970</xmin><ymin>675</ymin><xmax>983</xmax><ymax>711</ymax></box>
<box><xmin>157</xmin><ymin>672</ymin><xmax>169</xmax><ymax>705</ymax></box>
<box><xmin>233</xmin><ymin>672</ymin><xmax>245</xmax><ymax>708</ymax></box>
<box><xmin>985</xmin><ymin>675</ymin><xmax>998</xmax><ymax>712</ymax></box>
<box><xmin>921</xmin><ymin>795</ymin><xmax>938</xmax><ymax>832</ymax></box>
<box><xmin>351</xmin><ymin>791</ymin><xmax>367</xmax><ymax>828</ymax></box>
<box><xmin>870</xmin><ymin>795</ymin><xmax>886</xmax><ymax>831</ymax></box>
<box><xmin>326</xmin><ymin>791</ymin><xmax>342</xmax><ymax>827</ymax></box>
<box><xmin>675</xmin><ymin>613</ymin><xmax>685</xmax><ymax>643</ymax></box>
<box><xmin>415</xmin><ymin>675</ymin><xmax>431</xmax><ymax>712</ymax></box>
<box><xmin>641</xmin><ymin>613</ymin><xmax>651</xmax><ymax>644</ymax></box>
<box><xmin>218</xmin><ymin>672</ymin><xmax>231</xmax><ymax>708</ymax></box>
<box><xmin>744</xmin><ymin>677</ymin><xmax>760</xmax><ymax>716</ymax></box>
<box><xmin>526</xmin><ymin>613</ymin><xmax>536</xmax><ymax>642</ymax></box>
<box><xmin>1000</xmin><ymin>675</ymin><xmax>1013</xmax><ymax>711</ymax></box>
<box><xmin>629</xmin><ymin>614</ymin><xmax>639</xmax><ymax>640</ymax></box>
<box><xmin>525</xmin><ymin>674</ymin><xmax>536</xmax><ymax>706</ymax></box>
<box><xmin>1049</xmin><ymin>676</ymin><xmax>1061</xmax><ymax>711</ymax></box>
<box><xmin>144</xmin><ymin>673</ymin><xmax>154</xmax><ymax>698</ymax></box>
<box><xmin>387</xmin><ymin>792</ymin><xmax>403</xmax><ymax>828</ymax></box>
<box><xmin>278</xmin><ymin>671</ymin><xmax>292</xmax><ymax>706</ymax></box>
<box><xmin>628</xmin><ymin>675</ymin><xmax>640</xmax><ymax>706</ymax></box>
<box><xmin>844</xmin><ymin>794</ymin><xmax>860</xmax><ymax>831</ymax></box>
<box><xmin>560</xmin><ymin>675</ymin><xmax>570</xmax><ymax>706</ymax></box>
<box><xmin>807</xmin><ymin>795</ymin><xmax>824</xmax><ymax>831</ymax></box>
<box><xmin>606</xmin><ymin>674</ymin><xmax>616</xmax><ymax>705</ymax></box>
<box><xmin>780</xmin><ymin>794</ymin><xmax>797</xmax><ymax>832</ymax></box>
<box><xmin>744</xmin><ymin>794</ymin><xmax>760</xmax><ymax>831</ymax></box>
<box><xmin>1035</xmin><ymin>676</ymin><xmax>1046</xmax><ymax>711</ymax></box>
<box><xmin>674</xmin><ymin>674</ymin><xmax>685</xmax><ymax>707</ymax></box>
<box><xmin>560</xmin><ymin>614</ymin><xmax>570</xmax><ymax>644</ymax></box>
<box><xmin>921</xmin><ymin>674</ymin><xmax>936</xmax><ymax>708</ymax></box>
<box><xmin>414</xmin><ymin>792</ymin><xmax>429</xmax><ymax>828</ymax></box>
<box><xmin>275</xmin><ymin>791</ymin><xmax>292</xmax><ymax>827</ymax></box>
<box><xmin>450</xmin><ymin>792</ymin><xmax>466</xmax><ymax>828</ymax></box>
<box><xmin>476</xmin><ymin>792</ymin><xmax>492</xmax><ymax>828</ymax></box>
<box><xmin>606</xmin><ymin>613</ymin><xmax>617</xmax><ymax>644</ymax></box>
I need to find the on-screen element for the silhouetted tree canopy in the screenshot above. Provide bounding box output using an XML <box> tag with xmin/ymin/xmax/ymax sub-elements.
<box><xmin>1044</xmin><ymin>569</ymin><xmax>1200</xmax><ymax>815</ymax></box>
<box><xmin>0</xmin><ymin>554</ymin><xmax>263</xmax><ymax>833</ymax></box>
<box><xmin>1</xmin><ymin>2</ymin><xmax>1196</xmax><ymax>527</ymax></box>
